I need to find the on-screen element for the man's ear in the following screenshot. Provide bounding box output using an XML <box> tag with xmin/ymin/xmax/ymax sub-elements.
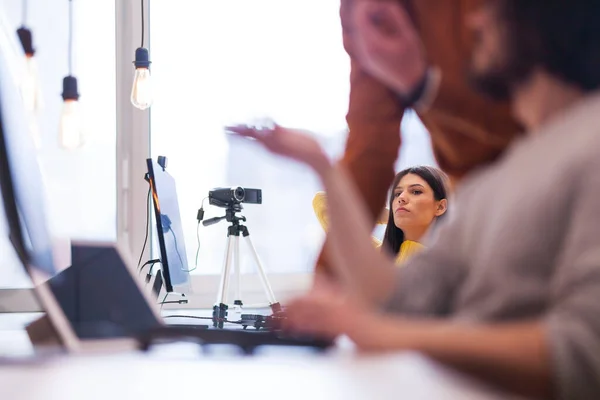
<box><xmin>435</xmin><ymin>198</ymin><xmax>448</xmax><ymax>217</ymax></box>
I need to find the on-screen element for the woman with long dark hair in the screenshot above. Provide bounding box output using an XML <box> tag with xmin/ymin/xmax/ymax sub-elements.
<box><xmin>313</xmin><ymin>165</ymin><xmax>449</xmax><ymax>264</ymax></box>
<box><xmin>381</xmin><ymin>166</ymin><xmax>449</xmax><ymax>263</ymax></box>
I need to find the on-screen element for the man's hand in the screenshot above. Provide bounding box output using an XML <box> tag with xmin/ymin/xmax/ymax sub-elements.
<box><xmin>225</xmin><ymin>124</ymin><xmax>332</xmax><ymax>176</ymax></box>
<box><xmin>282</xmin><ymin>273</ymin><xmax>383</xmax><ymax>344</ymax></box>
<box><xmin>351</xmin><ymin>1</ymin><xmax>428</xmax><ymax>97</ymax></box>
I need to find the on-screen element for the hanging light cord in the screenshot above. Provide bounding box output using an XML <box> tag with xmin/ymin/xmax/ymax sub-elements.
<box><xmin>68</xmin><ymin>0</ymin><xmax>73</xmax><ymax>76</ymax></box>
<box><xmin>140</xmin><ymin>0</ymin><xmax>145</xmax><ymax>48</ymax></box>
<box><xmin>21</xmin><ymin>0</ymin><xmax>28</xmax><ymax>26</ymax></box>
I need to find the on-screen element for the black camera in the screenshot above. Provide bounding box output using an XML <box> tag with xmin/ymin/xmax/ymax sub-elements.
<box><xmin>208</xmin><ymin>187</ymin><xmax>262</xmax><ymax>208</ymax></box>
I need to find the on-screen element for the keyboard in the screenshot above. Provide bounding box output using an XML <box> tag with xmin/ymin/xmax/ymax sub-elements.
<box><xmin>166</xmin><ymin>323</ymin><xmax>209</xmax><ymax>330</ymax></box>
<box><xmin>137</xmin><ymin>325</ymin><xmax>333</xmax><ymax>353</ymax></box>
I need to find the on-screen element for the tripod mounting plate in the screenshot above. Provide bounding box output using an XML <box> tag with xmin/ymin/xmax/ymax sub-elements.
<box><xmin>224</xmin><ymin>207</ymin><xmax>246</xmax><ymax>224</ymax></box>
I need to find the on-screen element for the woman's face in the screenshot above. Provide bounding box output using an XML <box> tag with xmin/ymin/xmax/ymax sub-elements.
<box><xmin>391</xmin><ymin>173</ymin><xmax>446</xmax><ymax>233</ymax></box>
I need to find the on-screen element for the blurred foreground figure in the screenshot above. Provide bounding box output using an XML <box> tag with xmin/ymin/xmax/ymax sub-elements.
<box><xmin>316</xmin><ymin>0</ymin><xmax>524</xmax><ymax>276</ymax></box>
<box><xmin>228</xmin><ymin>1</ymin><xmax>600</xmax><ymax>398</ymax></box>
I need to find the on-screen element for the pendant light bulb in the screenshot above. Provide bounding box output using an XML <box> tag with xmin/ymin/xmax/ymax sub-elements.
<box><xmin>59</xmin><ymin>76</ymin><xmax>84</xmax><ymax>150</ymax></box>
<box><xmin>131</xmin><ymin>47</ymin><xmax>153</xmax><ymax>110</ymax></box>
<box><xmin>17</xmin><ymin>27</ymin><xmax>43</xmax><ymax>113</ymax></box>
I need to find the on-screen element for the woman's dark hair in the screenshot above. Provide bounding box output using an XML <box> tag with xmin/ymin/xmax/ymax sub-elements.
<box><xmin>381</xmin><ymin>166</ymin><xmax>449</xmax><ymax>256</ymax></box>
<box><xmin>495</xmin><ymin>0</ymin><xmax>600</xmax><ymax>94</ymax></box>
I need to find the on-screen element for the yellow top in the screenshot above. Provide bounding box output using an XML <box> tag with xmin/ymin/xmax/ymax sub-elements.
<box><xmin>392</xmin><ymin>240</ymin><xmax>425</xmax><ymax>264</ymax></box>
<box><xmin>312</xmin><ymin>192</ymin><xmax>425</xmax><ymax>265</ymax></box>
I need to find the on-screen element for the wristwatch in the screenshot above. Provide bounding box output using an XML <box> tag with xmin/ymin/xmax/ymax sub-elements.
<box><xmin>397</xmin><ymin>66</ymin><xmax>441</xmax><ymax>111</ymax></box>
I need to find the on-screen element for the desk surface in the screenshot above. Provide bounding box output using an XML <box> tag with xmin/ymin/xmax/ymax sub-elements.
<box><xmin>0</xmin><ymin>350</ymin><xmax>523</xmax><ymax>400</ymax></box>
<box><xmin>0</xmin><ymin>313</ymin><xmax>524</xmax><ymax>400</ymax></box>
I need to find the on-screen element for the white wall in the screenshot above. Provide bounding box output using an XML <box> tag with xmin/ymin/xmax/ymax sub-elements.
<box><xmin>0</xmin><ymin>0</ymin><xmax>116</xmax><ymax>288</ymax></box>
<box><xmin>149</xmin><ymin>0</ymin><xmax>437</xmax><ymax>279</ymax></box>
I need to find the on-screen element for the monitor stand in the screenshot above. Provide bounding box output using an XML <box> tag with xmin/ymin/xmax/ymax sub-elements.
<box><xmin>26</xmin><ymin>314</ymin><xmax>62</xmax><ymax>351</ymax></box>
<box><xmin>148</xmin><ymin>269</ymin><xmax>209</xmax><ymax>329</ymax></box>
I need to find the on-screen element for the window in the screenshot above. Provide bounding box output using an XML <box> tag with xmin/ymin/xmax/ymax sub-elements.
<box><xmin>0</xmin><ymin>0</ymin><xmax>116</xmax><ymax>288</ymax></box>
<box><xmin>149</xmin><ymin>1</ymin><xmax>435</xmax><ymax>279</ymax></box>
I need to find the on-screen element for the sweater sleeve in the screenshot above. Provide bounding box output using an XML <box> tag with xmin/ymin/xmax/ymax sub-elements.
<box><xmin>544</xmin><ymin>155</ymin><xmax>600</xmax><ymax>400</ymax></box>
<box><xmin>382</xmin><ymin>203</ymin><xmax>467</xmax><ymax>316</ymax></box>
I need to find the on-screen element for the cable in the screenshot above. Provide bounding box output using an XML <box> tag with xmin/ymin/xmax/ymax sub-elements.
<box><xmin>160</xmin><ymin>292</ymin><xmax>168</xmax><ymax>310</ymax></box>
<box><xmin>166</xmin><ymin>227</ymin><xmax>196</xmax><ymax>272</ymax></box>
<box><xmin>163</xmin><ymin>315</ymin><xmax>244</xmax><ymax>325</ymax></box>
<box><xmin>21</xmin><ymin>0</ymin><xmax>28</xmax><ymax>25</ymax></box>
<box><xmin>164</xmin><ymin>225</ymin><xmax>196</xmax><ymax>273</ymax></box>
<box><xmin>139</xmin><ymin>258</ymin><xmax>160</xmax><ymax>273</ymax></box>
<box><xmin>191</xmin><ymin>197</ymin><xmax>208</xmax><ymax>271</ymax></box>
<box><xmin>148</xmin><ymin>260</ymin><xmax>161</xmax><ymax>276</ymax></box>
<box><xmin>138</xmin><ymin>258</ymin><xmax>161</xmax><ymax>276</ymax></box>
<box><xmin>194</xmin><ymin>220</ymin><xmax>201</xmax><ymax>269</ymax></box>
<box><xmin>140</xmin><ymin>0</ymin><xmax>144</xmax><ymax>48</ymax></box>
<box><xmin>164</xmin><ymin>315</ymin><xmax>212</xmax><ymax>321</ymax></box>
<box><xmin>68</xmin><ymin>0</ymin><xmax>73</xmax><ymax>76</ymax></box>
<box><xmin>168</xmin><ymin>228</ymin><xmax>184</xmax><ymax>266</ymax></box>
<box><xmin>137</xmin><ymin>187</ymin><xmax>151</xmax><ymax>268</ymax></box>
<box><xmin>159</xmin><ymin>300</ymin><xmax>188</xmax><ymax>305</ymax></box>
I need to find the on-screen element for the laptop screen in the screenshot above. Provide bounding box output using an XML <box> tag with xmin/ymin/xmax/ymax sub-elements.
<box><xmin>146</xmin><ymin>158</ymin><xmax>192</xmax><ymax>293</ymax></box>
<box><xmin>49</xmin><ymin>242</ymin><xmax>161</xmax><ymax>338</ymax></box>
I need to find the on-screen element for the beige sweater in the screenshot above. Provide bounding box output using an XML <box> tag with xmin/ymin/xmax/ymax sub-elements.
<box><xmin>385</xmin><ymin>92</ymin><xmax>600</xmax><ymax>400</ymax></box>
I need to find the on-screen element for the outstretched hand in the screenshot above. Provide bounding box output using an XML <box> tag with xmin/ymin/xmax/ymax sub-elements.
<box><xmin>225</xmin><ymin>124</ymin><xmax>332</xmax><ymax>176</ymax></box>
<box><xmin>280</xmin><ymin>273</ymin><xmax>382</xmax><ymax>346</ymax></box>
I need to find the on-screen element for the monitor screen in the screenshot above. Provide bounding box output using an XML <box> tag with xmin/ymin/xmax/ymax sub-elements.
<box><xmin>146</xmin><ymin>158</ymin><xmax>192</xmax><ymax>293</ymax></box>
<box><xmin>0</xmin><ymin>42</ymin><xmax>55</xmax><ymax>276</ymax></box>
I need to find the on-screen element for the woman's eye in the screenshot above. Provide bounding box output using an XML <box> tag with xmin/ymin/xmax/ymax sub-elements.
<box><xmin>394</xmin><ymin>192</ymin><xmax>402</xmax><ymax>198</ymax></box>
<box><xmin>412</xmin><ymin>190</ymin><xmax>423</xmax><ymax>195</ymax></box>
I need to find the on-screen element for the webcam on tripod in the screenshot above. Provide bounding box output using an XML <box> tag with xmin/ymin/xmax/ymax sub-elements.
<box><xmin>208</xmin><ymin>187</ymin><xmax>262</xmax><ymax>208</ymax></box>
<box><xmin>198</xmin><ymin>186</ymin><xmax>279</xmax><ymax>328</ymax></box>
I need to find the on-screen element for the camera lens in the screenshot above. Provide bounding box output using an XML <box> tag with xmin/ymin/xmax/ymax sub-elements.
<box><xmin>233</xmin><ymin>187</ymin><xmax>245</xmax><ymax>202</ymax></box>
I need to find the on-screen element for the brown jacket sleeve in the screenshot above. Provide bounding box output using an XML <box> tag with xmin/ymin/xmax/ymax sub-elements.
<box><xmin>412</xmin><ymin>0</ymin><xmax>524</xmax><ymax>180</ymax></box>
<box><xmin>315</xmin><ymin>0</ymin><xmax>405</xmax><ymax>276</ymax></box>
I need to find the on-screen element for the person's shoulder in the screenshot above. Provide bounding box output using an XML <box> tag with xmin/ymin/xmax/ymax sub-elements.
<box><xmin>528</xmin><ymin>93</ymin><xmax>600</xmax><ymax>158</ymax></box>
<box><xmin>312</xmin><ymin>191</ymin><xmax>327</xmax><ymax>207</ymax></box>
<box><xmin>312</xmin><ymin>192</ymin><xmax>329</xmax><ymax>230</ymax></box>
<box><xmin>457</xmin><ymin>93</ymin><xmax>600</xmax><ymax>193</ymax></box>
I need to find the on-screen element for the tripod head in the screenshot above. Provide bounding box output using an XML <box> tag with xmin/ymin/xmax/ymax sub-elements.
<box><xmin>202</xmin><ymin>203</ymin><xmax>246</xmax><ymax>227</ymax></box>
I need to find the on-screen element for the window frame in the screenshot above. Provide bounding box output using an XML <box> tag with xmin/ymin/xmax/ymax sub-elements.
<box><xmin>117</xmin><ymin>1</ymin><xmax>313</xmax><ymax>309</ymax></box>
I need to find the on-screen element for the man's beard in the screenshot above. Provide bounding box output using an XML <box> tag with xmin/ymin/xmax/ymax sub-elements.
<box><xmin>467</xmin><ymin>65</ymin><xmax>514</xmax><ymax>102</ymax></box>
<box><xmin>466</xmin><ymin>32</ymin><xmax>535</xmax><ymax>102</ymax></box>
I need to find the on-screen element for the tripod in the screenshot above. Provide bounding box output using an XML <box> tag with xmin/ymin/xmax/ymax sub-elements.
<box><xmin>205</xmin><ymin>204</ymin><xmax>281</xmax><ymax>328</ymax></box>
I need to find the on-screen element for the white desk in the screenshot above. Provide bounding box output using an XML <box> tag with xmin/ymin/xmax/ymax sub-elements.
<box><xmin>0</xmin><ymin>313</ymin><xmax>524</xmax><ymax>400</ymax></box>
<box><xmin>0</xmin><ymin>351</ymin><xmax>524</xmax><ymax>400</ymax></box>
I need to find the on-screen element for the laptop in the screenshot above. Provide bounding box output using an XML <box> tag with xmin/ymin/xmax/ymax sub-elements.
<box><xmin>0</xmin><ymin>45</ymin><xmax>331</xmax><ymax>354</ymax></box>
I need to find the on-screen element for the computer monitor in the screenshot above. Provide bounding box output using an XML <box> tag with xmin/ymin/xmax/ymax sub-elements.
<box><xmin>146</xmin><ymin>157</ymin><xmax>192</xmax><ymax>294</ymax></box>
<box><xmin>0</xmin><ymin>70</ymin><xmax>55</xmax><ymax>277</ymax></box>
<box><xmin>0</xmin><ymin>42</ymin><xmax>162</xmax><ymax>352</ymax></box>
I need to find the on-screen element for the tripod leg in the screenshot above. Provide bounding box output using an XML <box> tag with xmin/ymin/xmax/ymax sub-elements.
<box><xmin>242</xmin><ymin>234</ymin><xmax>278</xmax><ymax>305</ymax></box>
<box><xmin>214</xmin><ymin>235</ymin><xmax>235</xmax><ymax>328</ymax></box>
<box><xmin>216</xmin><ymin>235</ymin><xmax>235</xmax><ymax>305</ymax></box>
<box><xmin>233</xmin><ymin>235</ymin><xmax>242</xmax><ymax>306</ymax></box>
